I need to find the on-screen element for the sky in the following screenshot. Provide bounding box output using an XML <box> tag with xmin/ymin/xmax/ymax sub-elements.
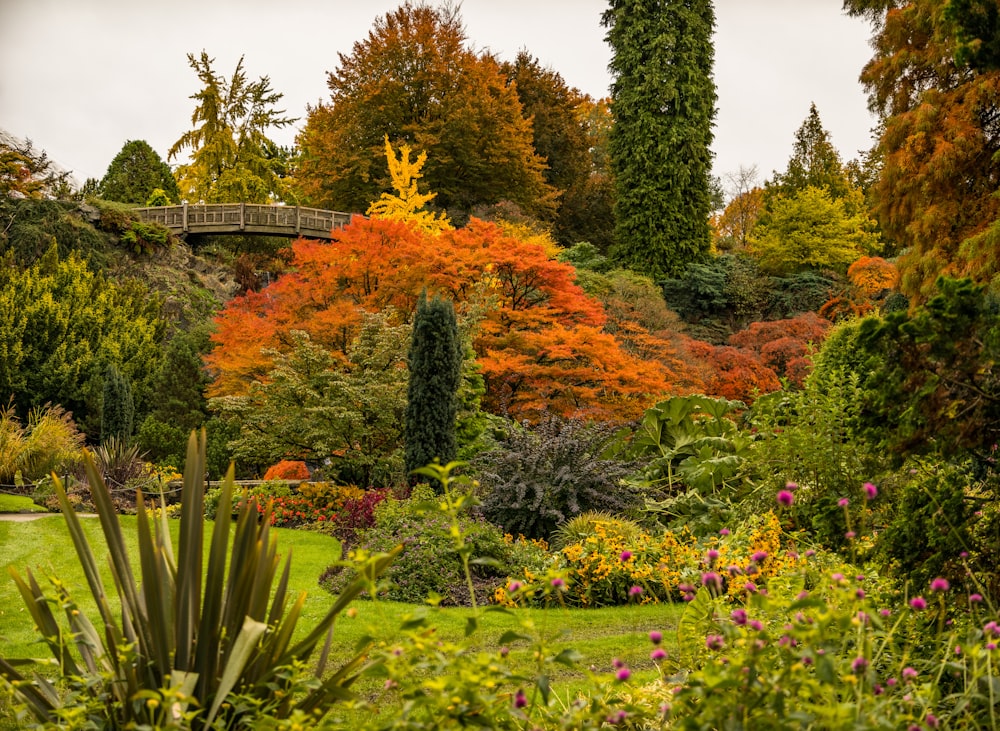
<box><xmin>0</xmin><ymin>0</ymin><xmax>878</xmax><ymax>199</ymax></box>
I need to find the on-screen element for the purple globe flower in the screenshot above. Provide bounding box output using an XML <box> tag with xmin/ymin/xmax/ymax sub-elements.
<box><xmin>514</xmin><ymin>689</ymin><xmax>527</xmax><ymax>708</ymax></box>
<box><xmin>650</xmin><ymin>647</ymin><xmax>667</xmax><ymax>661</ymax></box>
<box><xmin>616</xmin><ymin>667</ymin><xmax>631</xmax><ymax>682</ymax></box>
<box><xmin>649</xmin><ymin>630</ymin><xmax>663</xmax><ymax>644</ymax></box>
<box><xmin>777</xmin><ymin>490</ymin><xmax>794</xmax><ymax>507</ymax></box>
<box><xmin>929</xmin><ymin>577</ymin><xmax>950</xmax><ymax>592</ymax></box>
<box><xmin>910</xmin><ymin>596</ymin><xmax>927</xmax><ymax>610</ymax></box>
<box><xmin>863</xmin><ymin>481</ymin><xmax>878</xmax><ymax>499</ymax></box>
<box><xmin>620</xmin><ymin>550</ymin><xmax>632</xmax><ymax>562</ymax></box>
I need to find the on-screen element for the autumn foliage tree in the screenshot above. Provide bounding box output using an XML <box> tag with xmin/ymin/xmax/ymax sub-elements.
<box><xmin>294</xmin><ymin>3</ymin><xmax>555</xmax><ymax>219</ymax></box>
<box><xmin>207</xmin><ymin>216</ymin><xmax>683</xmax><ymax>423</ymax></box>
<box><xmin>845</xmin><ymin>0</ymin><xmax>1000</xmax><ymax>299</ymax></box>
<box><xmin>169</xmin><ymin>52</ymin><xmax>295</xmax><ymax>203</ymax></box>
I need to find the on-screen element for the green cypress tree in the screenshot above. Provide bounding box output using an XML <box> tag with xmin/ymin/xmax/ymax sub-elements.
<box><xmin>603</xmin><ymin>0</ymin><xmax>717</xmax><ymax>278</ymax></box>
<box><xmin>405</xmin><ymin>291</ymin><xmax>463</xmax><ymax>483</ymax></box>
<box><xmin>101</xmin><ymin>363</ymin><xmax>135</xmax><ymax>442</ymax></box>
<box><xmin>99</xmin><ymin>140</ymin><xmax>181</xmax><ymax>205</ymax></box>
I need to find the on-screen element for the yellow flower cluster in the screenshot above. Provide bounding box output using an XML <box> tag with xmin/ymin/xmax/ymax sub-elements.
<box><xmin>295</xmin><ymin>482</ymin><xmax>365</xmax><ymax>509</ymax></box>
<box><xmin>494</xmin><ymin>512</ymin><xmax>805</xmax><ymax>609</ymax></box>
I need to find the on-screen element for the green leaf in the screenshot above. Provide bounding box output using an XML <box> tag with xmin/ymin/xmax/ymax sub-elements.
<box><xmin>536</xmin><ymin>673</ymin><xmax>551</xmax><ymax>705</ymax></box>
<box><xmin>497</xmin><ymin>630</ymin><xmax>531</xmax><ymax>646</ymax></box>
<box><xmin>205</xmin><ymin>616</ymin><xmax>268</xmax><ymax>726</ymax></box>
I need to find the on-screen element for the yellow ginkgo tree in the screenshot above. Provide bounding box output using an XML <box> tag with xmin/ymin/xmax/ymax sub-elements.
<box><xmin>367</xmin><ymin>136</ymin><xmax>452</xmax><ymax>235</ymax></box>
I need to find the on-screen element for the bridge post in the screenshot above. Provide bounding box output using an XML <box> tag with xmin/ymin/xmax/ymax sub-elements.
<box><xmin>240</xmin><ymin>203</ymin><xmax>245</xmax><ymax>231</ymax></box>
<box><xmin>295</xmin><ymin>206</ymin><xmax>301</xmax><ymax>235</ymax></box>
<box><xmin>182</xmin><ymin>201</ymin><xmax>188</xmax><ymax>233</ymax></box>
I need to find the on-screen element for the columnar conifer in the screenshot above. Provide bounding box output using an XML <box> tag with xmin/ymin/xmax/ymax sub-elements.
<box><xmin>405</xmin><ymin>291</ymin><xmax>462</xmax><ymax>482</ymax></box>
<box><xmin>603</xmin><ymin>0</ymin><xmax>717</xmax><ymax>278</ymax></box>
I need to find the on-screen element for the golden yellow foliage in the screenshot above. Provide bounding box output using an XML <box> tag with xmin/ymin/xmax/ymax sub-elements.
<box><xmin>366</xmin><ymin>136</ymin><xmax>452</xmax><ymax>235</ymax></box>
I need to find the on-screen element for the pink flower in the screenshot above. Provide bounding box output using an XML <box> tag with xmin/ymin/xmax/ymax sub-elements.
<box><xmin>706</xmin><ymin>634</ymin><xmax>725</xmax><ymax>651</ymax></box>
<box><xmin>926</xmin><ymin>712</ymin><xmax>939</xmax><ymax>728</ymax></box>
<box><xmin>719</xmin><ymin>528</ymin><xmax>730</xmax><ymax>536</ymax></box>
<box><xmin>929</xmin><ymin>577</ymin><xmax>950</xmax><ymax>592</ymax></box>
<box><xmin>629</xmin><ymin>585</ymin><xmax>643</xmax><ymax>597</ymax></box>
<box><xmin>970</xmin><ymin>593</ymin><xmax>984</xmax><ymax>603</ymax></box>
<box><xmin>650</xmin><ymin>648</ymin><xmax>667</xmax><ymax>661</ymax></box>
<box><xmin>838</xmin><ymin>497</ymin><xmax>849</xmax><ymax>507</ymax></box>
<box><xmin>845</xmin><ymin>531</ymin><xmax>856</xmax><ymax>540</ymax></box>
<box><xmin>706</xmin><ymin>548</ymin><xmax>719</xmax><ymax>562</ymax></box>
<box><xmin>616</xmin><ymin>667</ymin><xmax>631</xmax><ymax>681</ymax></box>
<box><xmin>649</xmin><ymin>630</ymin><xmax>663</xmax><ymax>645</ymax></box>
<box><xmin>786</xmin><ymin>481</ymin><xmax>798</xmax><ymax>491</ymax></box>
<box><xmin>851</xmin><ymin>656</ymin><xmax>868</xmax><ymax>673</ymax></box>
<box><xmin>701</xmin><ymin>572</ymin><xmax>722</xmax><ymax>589</ymax></box>
<box><xmin>514</xmin><ymin>689</ymin><xmax>527</xmax><ymax>708</ymax></box>
<box><xmin>910</xmin><ymin>596</ymin><xmax>927</xmax><ymax>610</ymax></box>
<box><xmin>550</xmin><ymin>577</ymin><xmax>565</xmax><ymax>589</ymax></box>
<box><xmin>620</xmin><ymin>550</ymin><xmax>632</xmax><ymax>562</ymax></box>
<box><xmin>777</xmin><ymin>490</ymin><xmax>794</xmax><ymax>506</ymax></box>
<box><xmin>902</xmin><ymin>667</ymin><xmax>918</xmax><ymax>680</ymax></box>
<box><xmin>749</xmin><ymin>620</ymin><xmax>763</xmax><ymax>631</ymax></box>
<box><xmin>507</xmin><ymin>581</ymin><xmax>522</xmax><ymax>593</ymax></box>
<box><xmin>751</xmin><ymin>551</ymin><xmax>768</xmax><ymax>563</ymax></box>
<box><xmin>731</xmin><ymin>608</ymin><xmax>748</xmax><ymax>625</ymax></box>
<box><xmin>863</xmin><ymin>482</ymin><xmax>878</xmax><ymax>499</ymax></box>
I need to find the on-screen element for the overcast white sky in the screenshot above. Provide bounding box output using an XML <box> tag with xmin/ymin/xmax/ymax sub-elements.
<box><xmin>0</xmin><ymin>0</ymin><xmax>878</xmax><ymax>198</ymax></box>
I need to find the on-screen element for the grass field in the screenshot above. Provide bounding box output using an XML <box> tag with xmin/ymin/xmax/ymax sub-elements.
<box><xmin>0</xmin><ymin>495</ymin><xmax>48</xmax><ymax>514</ymax></box>
<box><xmin>0</xmin><ymin>513</ymin><xmax>684</xmax><ymax>727</ymax></box>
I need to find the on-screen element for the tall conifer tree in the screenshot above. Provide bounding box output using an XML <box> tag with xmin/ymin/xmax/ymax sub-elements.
<box><xmin>405</xmin><ymin>291</ymin><xmax>463</xmax><ymax>483</ymax></box>
<box><xmin>102</xmin><ymin>364</ymin><xmax>135</xmax><ymax>443</ymax></box>
<box><xmin>603</xmin><ymin>0</ymin><xmax>717</xmax><ymax>278</ymax></box>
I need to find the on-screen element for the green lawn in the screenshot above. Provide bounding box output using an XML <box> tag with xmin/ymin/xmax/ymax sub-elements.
<box><xmin>0</xmin><ymin>495</ymin><xmax>47</xmax><ymax>514</ymax></box>
<box><xmin>0</xmin><ymin>514</ymin><xmax>683</xmax><ymax>726</ymax></box>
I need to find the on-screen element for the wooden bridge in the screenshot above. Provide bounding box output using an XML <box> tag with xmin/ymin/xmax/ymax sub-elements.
<box><xmin>133</xmin><ymin>202</ymin><xmax>354</xmax><ymax>240</ymax></box>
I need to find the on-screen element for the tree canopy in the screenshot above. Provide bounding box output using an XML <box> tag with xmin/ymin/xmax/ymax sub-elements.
<box><xmin>206</xmin><ymin>215</ymin><xmax>692</xmax><ymax>423</ymax></box>
<box><xmin>294</xmin><ymin>3</ymin><xmax>556</xmax><ymax>219</ymax></box>
<box><xmin>844</xmin><ymin>0</ymin><xmax>1000</xmax><ymax>299</ymax></box>
<box><xmin>603</xmin><ymin>0</ymin><xmax>717</xmax><ymax>278</ymax></box>
<box><xmin>98</xmin><ymin>140</ymin><xmax>181</xmax><ymax>205</ymax></box>
<box><xmin>169</xmin><ymin>51</ymin><xmax>295</xmax><ymax>203</ymax></box>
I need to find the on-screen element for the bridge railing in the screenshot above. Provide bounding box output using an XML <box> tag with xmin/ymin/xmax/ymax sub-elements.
<box><xmin>133</xmin><ymin>203</ymin><xmax>354</xmax><ymax>239</ymax></box>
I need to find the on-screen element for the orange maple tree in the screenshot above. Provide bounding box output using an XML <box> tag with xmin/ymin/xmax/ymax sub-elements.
<box><xmin>207</xmin><ymin>217</ymin><xmax>687</xmax><ymax>422</ymax></box>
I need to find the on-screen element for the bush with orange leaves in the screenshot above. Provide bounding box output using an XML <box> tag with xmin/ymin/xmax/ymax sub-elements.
<box><xmin>261</xmin><ymin>459</ymin><xmax>310</xmax><ymax>481</ymax></box>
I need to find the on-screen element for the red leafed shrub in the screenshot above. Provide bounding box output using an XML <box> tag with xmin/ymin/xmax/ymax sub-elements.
<box><xmin>262</xmin><ymin>460</ymin><xmax>310</xmax><ymax>481</ymax></box>
<box><xmin>685</xmin><ymin>341</ymin><xmax>781</xmax><ymax>403</ymax></box>
<box><xmin>331</xmin><ymin>489</ymin><xmax>391</xmax><ymax>544</ymax></box>
<box><xmin>727</xmin><ymin>313</ymin><xmax>830</xmax><ymax>387</ymax></box>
